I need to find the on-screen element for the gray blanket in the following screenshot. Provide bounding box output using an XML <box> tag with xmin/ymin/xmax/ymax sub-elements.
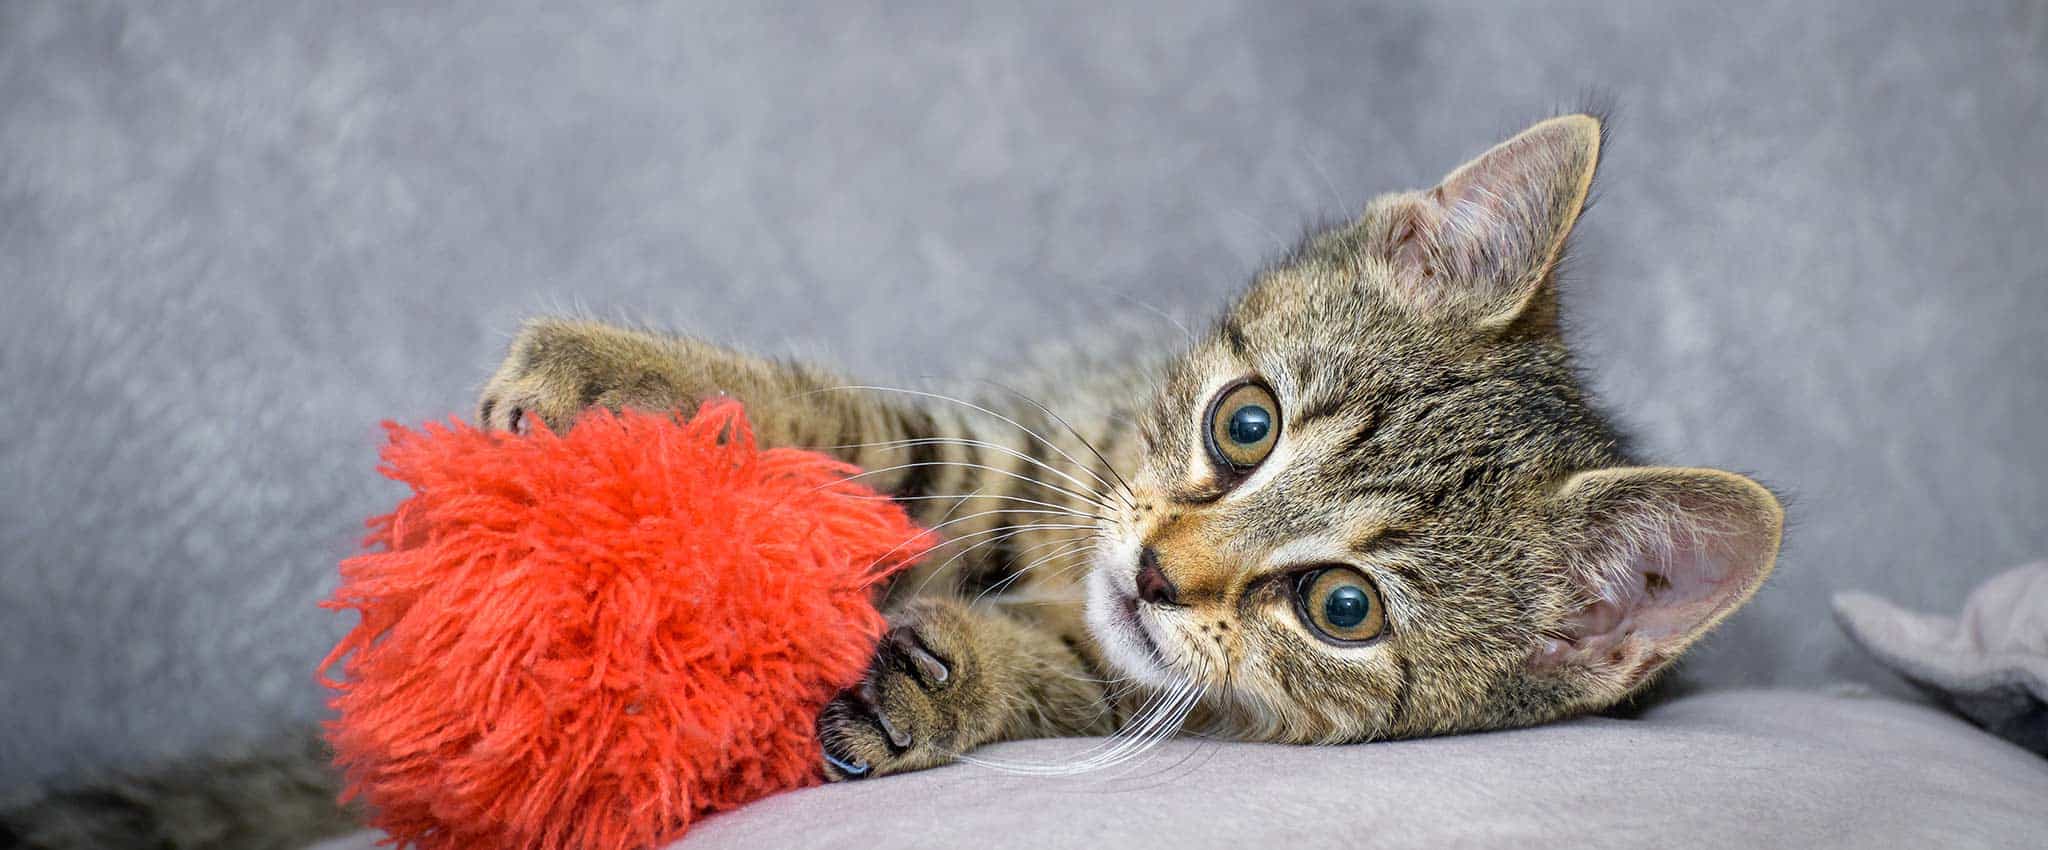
<box><xmin>1837</xmin><ymin>563</ymin><xmax>2048</xmax><ymax>754</ymax></box>
<box><xmin>309</xmin><ymin>690</ymin><xmax>2048</xmax><ymax>850</ymax></box>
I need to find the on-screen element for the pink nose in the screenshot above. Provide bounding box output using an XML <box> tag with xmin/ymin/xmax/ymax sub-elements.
<box><xmin>1135</xmin><ymin>547</ymin><xmax>1179</xmax><ymax>606</ymax></box>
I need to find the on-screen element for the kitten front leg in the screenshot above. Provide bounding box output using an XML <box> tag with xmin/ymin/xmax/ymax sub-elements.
<box><xmin>817</xmin><ymin>597</ymin><xmax>1113</xmax><ymax>780</ymax></box>
<box><xmin>475</xmin><ymin>317</ymin><xmax>898</xmax><ymax>457</ymax></box>
<box><xmin>482</xmin><ymin>317</ymin><xmax>1126</xmax><ymax>780</ymax></box>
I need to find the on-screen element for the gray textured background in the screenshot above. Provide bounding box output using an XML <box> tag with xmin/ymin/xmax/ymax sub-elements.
<box><xmin>2</xmin><ymin>0</ymin><xmax>2044</xmax><ymax>792</ymax></box>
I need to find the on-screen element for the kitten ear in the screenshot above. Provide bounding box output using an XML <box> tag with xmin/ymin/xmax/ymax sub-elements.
<box><xmin>1534</xmin><ymin>467</ymin><xmax>1784</xmax><ymax>692</ymax></box>
<box><xmin>1373</xmin><ymin>114</ymin><xmax>1602</xmax><ymax>326</ymax></box>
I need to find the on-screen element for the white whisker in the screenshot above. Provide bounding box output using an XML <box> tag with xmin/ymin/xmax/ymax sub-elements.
<box><xmin>907</xmin><ymin>524</ymin><xmax>1096</xmax><ymax>597</ymax></box>
<box><xmin>969</xmin><ymin>539</ymin><xmax>1099</xmax><ymax>605</ymax></box>
<box><xmin>839</xmin><ymin>459</ymin><xmax>1120</xmax><ymax>515</ymax></box>
<box><xmin>851</xmin><ymin>503</ymin><xmax>1094</xmax><ymax>583</ymax></box>
<box><xmin>958</xmin><ymin>673</ymin><xmax>1206</xmax><ymax>776</ymax></box>
<box><xmin>1079</xmin><ymin>282</ymin><xmax>1195</xmax><ymax>346</ymax></box>
<box><xmin>959</xmin><ymin>379</ymin><xmax>1137</xmax><ymax>505</ymax></box>
<box><xmin>874</xmin><ymin>493</ymin><xmax>1099</xmax><ymax>522</ymax></box>
<box><xmin>819</xmin><ymin>433</ymin><xmax>1121</xmax><ymax>514</ymax></box>
<box><xmin>806</xmin><ymin>385</ymin><xmax>1136</xmax><ymax>510</ymax></box>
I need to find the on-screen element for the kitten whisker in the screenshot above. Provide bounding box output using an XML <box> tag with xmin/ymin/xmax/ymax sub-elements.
<box><xmin>960</xmin><ymin>669</ymin><xmax>1207</xmax><ymax>776</ymax></box>
<box><xmin>836</xmin><ymin>459</ymin><xmax>1120</xmax><ymax>515</ymax></box>
<box><xmin>1094</xmin><ymin>727</ymin><xmax>1225</xmax><ymax>791</ymax></box>
<box><xmin>1065</xmin><ymin>678</ymin><xmax>1205</xmax><ymax>773</ymax></box>
<box><xmin>961</xmin><ymin>379</ymin><xmax>1138</xmax><ymax>506</ymax></box>
<box><xmin>1102</xmin><ymin>680</ymin><xmax>1230</xmax><ymax>784</ymax></box>
<box><xmin>852</xmin><ymin>505</ymin><xmax>1094</xmax><ymax>583</ymax></box>
<box><xmin>968</xmin><ymin>539</ymin><xmax>1099</xmax><ymax>606</ymax></box>
<box><xmin>805</xmin><ymin>384</ymin><xmax>1136</xmax><ymax>510</ymax></box>
<box><xmin>925</xmin><ymin>484</ymin><xmax>989</xmax><ymax>528</ymax></box>
<box><xmin>871</xmin><ymin>493</ymin><xmax>1100</xmax><ymax>523</ymax></box>
<box><xmin>822</xmin><ymin>433</ymin><xmax>1118</xmax><ymax>514</ymax></box>
<box><xmin>1074</xmin><ymin>282</ymin><xmax>1196</xmax><ymax>346</ymax></box>
<box><xmin>1094</xmin><ymin>672</ymin><xmax>1163</xmax><ymax>712</ymax></box>
<box><xmin>1095</xmin><ymin>670</ymin><xmax>1213</xmax><ymax>779</ymax></box>
<box><xmin>990</xmin><ymin>677</ymin><xmax>1187</xmax><ymax>767</ymax></box>
<box><xmin>907</xmin><ymin>525</ymin><xmax>1096</xmax><ymax>598</ymax></box>
<box><xmin>981</xmin><ymin>553</ymin><xmax>1100</xmax><ymax>606</ymax></box>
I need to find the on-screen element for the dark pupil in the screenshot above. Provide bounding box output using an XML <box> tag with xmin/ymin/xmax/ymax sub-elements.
<box><xmin>1226</xmin><ymin>405</ymin><xmax>1271</xmax><ymax>445</ymax></box>
<box><xmin>1323</xmin><ymin>585</ymin><xmax>1369</xmax><ymax>629</ymax></box>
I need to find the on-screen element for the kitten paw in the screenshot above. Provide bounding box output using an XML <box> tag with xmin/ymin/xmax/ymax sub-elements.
<box><xmin>476</xmin><ymin>319</ymin><xmax>679</xmax><ymax>434</ymax></box>
<box><xmin>817</xmin><ymin>602</ymin><xmax>986</xmax><ymax>780</ymax></box>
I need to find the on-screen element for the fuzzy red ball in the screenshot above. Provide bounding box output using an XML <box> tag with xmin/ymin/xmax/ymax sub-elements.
<box><xmin>318</xmin><ymin>401</ymin><xmax>931</xmax><ymax>850</ymax></box>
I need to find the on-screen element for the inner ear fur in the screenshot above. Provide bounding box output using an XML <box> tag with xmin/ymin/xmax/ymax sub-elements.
<box><xmin>1535</xmin><ymin>466</ymin><xmax>1784</xmax><ymax>690</ymax></box>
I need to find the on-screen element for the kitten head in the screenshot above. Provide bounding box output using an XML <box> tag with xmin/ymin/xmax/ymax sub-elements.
<box><xmin>1085</xmin><ymin>115</ymin><xmax>1783</xmax><ymax>742</ymax></box>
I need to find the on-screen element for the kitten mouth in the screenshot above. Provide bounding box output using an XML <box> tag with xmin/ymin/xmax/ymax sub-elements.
<box><xmin>1118</xmin><ymin>594</ymin><xmax>1167</xmax><ymax>666</ymax></box>
<box><xmin>1084</xmin><ymin>550</ymin><xmax>1175</xmax><ymax>680</ymax></box>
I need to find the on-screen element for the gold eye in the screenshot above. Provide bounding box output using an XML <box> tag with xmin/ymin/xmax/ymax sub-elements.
<box><xmin>1205</xmin><ymin>381</ymin><xmax>1280</xmax><ymax>470</ymax></box>
<box><xmin>1294</xmin><ymin>567</ymin><xmax>1387</xmax><ymax>643</ymax></box>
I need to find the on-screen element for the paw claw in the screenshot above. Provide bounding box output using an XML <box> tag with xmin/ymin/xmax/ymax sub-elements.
<box><xmin>815</xmin><ymin>602</ymin><xmax>985</xmax><ymax>780</ymax></box>
<box><xmin>855</xmin><ymin>681</ymin><xmax>913</xmax><ymax>750</ymax></box>
<box><xmin>821</xmin><ymin>743</ymin><xmax>871</xmax><ymax>780</ymax></box>
<box><xmin>884</xmin><ymin>625</ymin><xmax>951</xmax><ymax>686</ymax></box>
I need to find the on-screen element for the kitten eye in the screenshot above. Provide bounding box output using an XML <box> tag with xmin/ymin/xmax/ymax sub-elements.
<box><xmin>1205</xmin><ymin>381</ymin><xmax>1281</xmax><ymax>470</ymax></box>
<box><xmin>1293</xmin><ymin>567</ymin><xmax>1387</xmax><ymax>643</ymax></box>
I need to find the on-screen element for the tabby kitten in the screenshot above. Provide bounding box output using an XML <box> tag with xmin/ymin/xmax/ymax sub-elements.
<box><xmin>474</xmin><ymin>114</ymin><xmax>1784</xmax><ymax>780</ymax></box>
<box><xmin>2</xmin><ymin>114</ymin><xmax>1785</xmax><ymax>850</ymax></box>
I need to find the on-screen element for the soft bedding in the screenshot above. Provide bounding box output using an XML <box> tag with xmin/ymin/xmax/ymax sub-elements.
<box><xmin>309</xmin><ymin>690</ymin><xmax>2048</xmax><ymax>850</ymax></box>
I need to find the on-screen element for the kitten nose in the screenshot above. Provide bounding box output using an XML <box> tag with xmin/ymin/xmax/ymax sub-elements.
<box><xmin>1135</xmin><ymin>547</ymin><xmax>1180</xmax><ymax>606</ymax></box>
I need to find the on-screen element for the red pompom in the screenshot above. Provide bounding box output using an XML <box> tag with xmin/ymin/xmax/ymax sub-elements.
<box><xmin>319</xmin><ymin>401</ymin><xmax>930</xmax><ymax>850</ymax></box>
